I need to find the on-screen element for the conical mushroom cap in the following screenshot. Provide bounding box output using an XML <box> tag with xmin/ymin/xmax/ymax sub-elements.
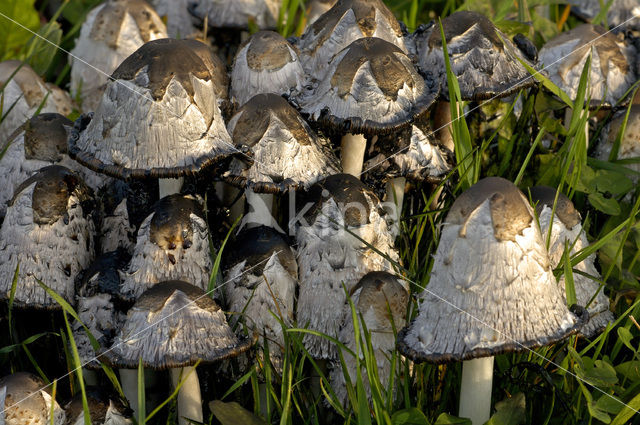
<box><xmin>413</xmin><ymin>11</ymin><xmax>536</xmax><ymax>101</ymax></box>
<box><xmin>296</xmin><ymin>0</ymin><xmax>406</xmax><ymax>81</ymax></box>
<box><xmin>230</xmin><ymin>31</ymin><xmax>305</xmax><ymax>106</ymax></box>
<box><xmin>398</xmin><ymin>177</ymin><xmax>584</xmax><ymax>363</ymax></box>
<box><xmin>0</xmin><ymin>166</ymin><xmax>95</xmax><ymax>309</ymax></box>
<box><xmin>69</xmin><ymin>0</ymin><xmax>168</xmax><ymax>111</ymax></box>
<box><xmin>538</xmin><ymin>24</ymin><xmax>636</xmax><ymax>107</ymax></box>
<box><xmin>188</xmin><ymin>0</ymin><xmax>279</xmax><ymax>30</ymax></box>
<box><xmin>102</xmin><ymin>280</ymin><xmax>254</xmax><ymax>369</ymax></box>
<box><xmin>298</xmin><ymin>37</ymin><xmax>438</xmax><ymax>135</ymax></box>
<box><xmin>0</xmin><ymin>372</ymin><xmax>66</xmax><ymax>425</ymax></box>
<box><xmin>530</xmin><ymin>186</ymin><xmax>614</xmax><ymax>338</ymax></box>
<box><xmin>68</xmin><ymin>38</ymin><xmax>235</xmax><ymax>180</ymax></box>
<box><xmin>224</xmin><ymin>93</ymin><xmax>340</xmax><ymax>193</ymax></box>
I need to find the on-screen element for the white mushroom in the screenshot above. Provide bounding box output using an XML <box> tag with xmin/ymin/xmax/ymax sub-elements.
<box><xmin>0</xmin><ymin>372</ymin><xmax>66</xmax><ymax>425</ymax></box>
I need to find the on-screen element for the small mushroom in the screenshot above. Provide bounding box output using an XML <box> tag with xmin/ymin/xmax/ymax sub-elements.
<box><xmin>68</xmin><ymin>38</ymin><xmax>235</xmax><ymax>198</ymax></box>
<box><xmin>64</xmin><ymin>386</ymin><xmax>133</xmax><ymax>425</ymax></box>
<box><xmin>223</xmin><ymin>225</ymin><xmax>298</xmax><ymax>373</ymax></box>
<box><xmin>529</xmin><ymin>186</ymin><xmax>614</xmax><ymax>337</ymax></box>
<box><xmin>230</xmin><ymin>31</ymin><xmax>305</xmax><ymax>105</ymax></box>
<box><xmin>0</xmin><ymin>372</ymin><xmax>66</xmax><ymax>425</ymax></box>
<box><xmin>538</xmin><ymin>24</ymin><xmax>636</xmax><ymax>108</ymax></box>
<box><xmin>295</xmin><ymin>0</ymin><xmax>407</xmax><ymax>81</ymax></box>
<box><xmin>69</xmin><ymin>0</ymin><xmax>168</xmax><ymax>111</ymax></box>
<box><xmin>101</xmin><ymin>280</ymin><xmax>255</xmax><ymax>425</ymax></box>
<box><xmin>0</xmin><ymin>166</ymin><xmax>95</xmax><ymax>309</ymax></box>
<box><xmin>398</xmin><ymin>177</ymin><xmax>584</xmax><ymax>425</ymax></box>
<box><xmin>0</xmin><ymin>61</ymin><xmax>62</xmax><ymax>142</ymax></box>
<box><xmin>329</xmin><ymin>271</ymin><xmax>408</xmax><ymax>407</ymax></box>
<box><xmin>295</xmin><ymin>174</ymin><xmax>399</xmax><ymax>359</ymax></box>
<box><xmin>568</xmin><ymin>0</ymin><xmax>640</xmax><ymax>33</ymax></box>
<box><xmin>188</xmin><ymin>0</ymin><xmax>280</xmax><ymax>30</ymax></box>
<box><xmin>120</xmin><ymin>194</ymin><xmax>212</xmax><ymax>300</ymax></box>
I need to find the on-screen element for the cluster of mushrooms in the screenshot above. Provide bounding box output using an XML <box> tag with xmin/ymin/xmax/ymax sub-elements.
<box><xmin>0</xmin><ymin>0</ymin><xmax>636</xmax><ymax>423</ymax></box>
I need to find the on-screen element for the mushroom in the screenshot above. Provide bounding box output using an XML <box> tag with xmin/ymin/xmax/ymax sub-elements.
<box><xmin>412</xmin><ymin>11</ymin><xmax>537</xmax><ymax>151</ymax></box>
<box><xmin>538</xmin><ymin>25</ymin><xmax>636</xmax><ymax>108</ymax></box>
<box><xmin>68</xmin><ymin>38</ymin><xmax>235</xmax><ymax>199</ymax></box>
<box><xmin>223</xmin><ymin>225</ymin><xmax>298</xmax><ymax>373</ymax></box>
<box><xmin>595</xmin><ymin>103</ymin><xmax>640</xmax><ymax>179</ymax></box>
<box><xmin>329</xmin><ymin>271</ymin><xmax>408</xmax><ymax>407</ymax></box>
<box><xmin>398</xmin><ymin>177</ymin><xmax>584</xmax><ymax>425</ymax></box>
<box><xmin>149</xmin><ymin>0</ymin><xmax>200</xmax><ymax>38</ymax></box>
<box><xmin>64</xmin><ymin>386</ymin><xmax>133</xmax><ymax>424</ymax></box>
<box><xmin>0</xmin><ymin>372</ymin><xmax>66</xmax><ymax>425</ymax></box>
<box><xmin>95</xmin><ymin>181</ymin><xmax>139</xmax><ymax>254</ymax></box>
<box><xmin>568</xmin><ymin>0</ymin><xmax>640</xmax><ymax>33</ymax></box>
<box><xmin>0</xmin><ymin>61</ymin><xmax>63</xmax><ymax>142</ymax></box>
<box><xmin>529</xmin><ymin>186</ymin><xmax>614</xmax><ymax>337</ymax></box>
<box><xmin>0</xmin><ymin>166</ymin><xmax>95</xmax><ymax>309</ymax></box>
<box><xmin>230</xmin><ymin>31</ymin><xmax>305</xmax><ymax>106</ymax></box>
<box><xmin>69</xmin><ymin>0</ymin><xmax>168</xmax><ymax>111</ymax></box>
<box><xmin>187</xmin><ymin>0</ymin><xmax>279</xmax><ymax>31</ymax></box>
<box><xmin>101</xmin><ymin>280</ymin><xmax>255</xmax><ymax>425</ymax></box>
<box><xmin>295</xmin><ymin>173</ymin><xmax>399</xmax><ymax>359</ymax></box>
<box><xmin>224</xmin><ymin>93</ymin><xmax>340</xmax><ymax>227</ymax></box>
<box><xmin>120</xmin><ymin>194</ymin><xmax>212</xmax><ymax>300</ymax></box>
<box><xmin>295</xmin><ymin>0</ymin><xmax>407</xmax><ymax>81</ymax></box>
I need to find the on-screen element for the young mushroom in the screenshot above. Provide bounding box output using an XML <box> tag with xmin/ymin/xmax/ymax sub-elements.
<box><xmin>68</xmin><ymin>38</ymin><xmax>235</xmax><ymax>199</ymax></box>
<box><xmin>120</xmin><ymin>194</ymin><xmax>212</xmax><ymax>300</ymax></box>
<box><xmin>529</xmin><ymin>186</ymin><xmax>614</xmax><ymax>337</ymax></box>
<box><xmin>101</xmin><ymin>280</ymin><xmax>255</xmax><ymax>425</ymax></box>
<box><xmin>223</xmin><ymin>225</ymin><xmax>298</xmax><ymax>373</ymax></box>
<box><xmin>230</xmin><ymin>31</ymin><xmax>305</xmax><ymax>106</ymax></box>
<box><xmin>398</xmin><ymin>177</ymin><xmax>584</xmax><ymax>425</ymax></box>
<box><xmin>0</xmin><ymin>166</ymin><xmax>95</xmax><ymax>309</ymax></box>
<box><xmin>329</xmin><ymin>271</ymin><xmax>408</xmax><ymax>407</ymax></box>
<box><xmin>69</xmin><ymin>0</ymin><xmax>168</xmax><ymax>111</ymax></box>
<box><xmin>0</xmin><ymin>372</ymin><xmax>66</xmax><ymax>425</ymax></box>
<box><xmin>64</xmin><ymin>386</ymin><xmax>133</xmax><ymax>424</ymax></box>
<box><xmin>188</xmin><ymin>0</ymin><xmax>280</xmax><ymax>31</ymax></box>
<box><xmin>295</xmin><ymin>173</ymin><xmax>399</xmax><ymax>359</ymax></box>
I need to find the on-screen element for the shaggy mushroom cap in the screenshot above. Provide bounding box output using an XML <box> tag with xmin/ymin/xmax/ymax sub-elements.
<box><xmin>295</xmin><ymin>173</ymin><xmax>399</xmax><ymax>359</ymax></box>
<box><xmin>69</xmin><ymin>0</ymin><xmax>168</xmax><ymax>112</ymax></box>
<box><xmin>182</xmin><ymin>39</ymin><xmax>230</xmax><ymax>104</ymax></box>
<box><xmin>568</xmin><ymin>0</ymin><xmax>640</xmax><ymax>33</ymax></box>
<box><xmin>398</xmin><ymin>177</ymin><xmax>584</xmax><ymax>363</ymax></box>
<box><xmin>0</xmin><ymin>166</ymin><xmax>95</xmax><ymax>309</ymax></box>
<box><xmin>362</xmin><ymin>125</ymin><xmax>451</xmax><ymax>187</ymax></box>
<box><xmin>101</xmin><ymin>280</ymin><xmax>254</xmax><ymax>369</ymax></box>
<box><xmin>73</xmin><ymin>249</ymin><xmax>132</xmax><ymax>369</ymax></box>
<box><xmin>413</xmin><ymin>11</ymin><xmax>536</xmax><ymax>101</ymax></box>
<box><xmin>120</xmin><ymin>194</ymin><xmax>212</xmax><ymax>300</ymax></box>
<box><xmin>596</xmin><ymin>104</ymin><xmax>640</xmax><ymax>176</ymax></box>
<box><xmin>0</xmin><ymin>61</ymin><xmax>61</xmax><ymax>142</ymax></box>
<box><xmin>224</xmin><ymin>93</ymin><xmax>340</xmax><ymax>193</ymax></box>
<box><xmin>188</xmin><ymin>0</ymin><xmax>279</xmax><ymax>30</ymax></box>
<box><xmin>230</xmin><ymin>31</ymin><xmax>305</xmax><ymax>106</ymax></box>
<box><xmin>538</xmin><ymin>25</ymin><xmax>636</xmax><ymax>108</ymax></box>
<box><xmin>298</xmin><ymin>37</ymin><xmax>438</xmax><ymax>135</ymax></box>
<box><xmin>68</xmin><ymin>38</ymin><xmax>235</xmax><ymax>180</ymax></box>
<box><xmin>330</xmin><ymin>271</ymin><xmax>408</xmax><ymax>406</ymax></box>
<box><xmin>0</xmin><ymin>372</ymin><xmax>66</xmax><ymax>425</ymax></box>
<box><xmin>223</xmin><ymin>226</ymin><xmax>298</xmax><ymax>372</ymax></box>
<box><xmin>529</xmin><ymin>186</ymin><xmax>614</xmax><ymax>337</ymax></box>
<box><xmin>296</xmin><ymin>0</ymin><xmax>406</xmax><ymax>81</ymax></box>
<box><xmin>64</xmin><ymin>387</ymin><xmax>132</xmax><ymax>425</ymax></box>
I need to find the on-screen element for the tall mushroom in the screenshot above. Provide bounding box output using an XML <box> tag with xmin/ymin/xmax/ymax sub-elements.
<box><xmin>0</xmin><ymin>372</ymin><xmax>66</xmax><ymax>425</ymax></box>
<box><xmin>529</xmin><ymin>186</ymin><xmax>614</xmax><ymax>337</ymax></box>
<box><xmin>0</xmin><ymin>166</ymin><xmax>95</xmax><ymax>309</ymax></box>
<box><xmin>69</xmin><ymin>0</ymin><xmax>168</xmax><ymax>111</ymax></box>
<box><xmin>295</xmin><ymin>173</ymin><xmax>399</xmax><ymax>359</ymax></box>
<box><xmin>102</xmin><ymin>280</ymin><xmax>254</xmax><ymax>425</ymax></box>
<box><xmin>398</xmin><ymin>177</ymin><xmax>584</xmax><ymax>425</ymax></box>
<box><xmin>329</xmin><ymin>271</ymin><xmax>408</xmax><ymax>407</ymax></box>
<box><xmin>68</xmin><ymin>38</ymin><xmax>236</xmax><ymax>199</ymax></box>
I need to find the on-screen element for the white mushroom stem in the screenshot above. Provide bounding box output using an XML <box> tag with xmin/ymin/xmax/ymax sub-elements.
<box><xmin>119</xmin><ymin>369</ymin><xmax>140</xmax><ymax>418</ymax></box>
<box><xmin>341</xmin><ymin>133</ymin><xmax>367</xmax><ymax>178</ymax></box>
<box><xmin>244</xmin><ymin>190</ymin><xmax>274</xmax><ymax>229</ymax></box>
<box><xmin>434</xmin><ymin>101</ymin><xmax>455</xmax><ymax>152</ymax></box>
<box><xmin>159</xmin><ymin>178</ymin><xmax>184</xmax><ymax>198</ymax></box>
<box><xmin>385</xmin><ymin>176</ymin><xmax>406</xmax><ymax>236</ymax></box>
<box><xmin>170</xmin><ymin>367</ymin><xmax>203</xmax><ymax>425</ymax></box>
<box><xmin>459</xmin><ymin>357</ymin><xmax>494</xmax><ymax>425</ymax></box>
